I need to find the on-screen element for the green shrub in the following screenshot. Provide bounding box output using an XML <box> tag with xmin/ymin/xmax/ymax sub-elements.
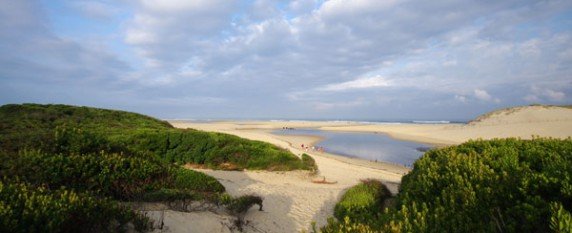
<box><xmin>0</xmin><ymin>104</ymin><xmax>171</xmax><ymax>154</ymax></box>
<box><xmin>386</xmin><ymin>138</ymin><xmax>572</xmax><ymax>233</ymax></box>
<box><xmin>322</xmin><ymin>138</ymin><xmax>572</xmax><ymax>233</ymax></box>
<box><xmin>0</xmin><ymin>181</ymin><xmax>150</xmax><ymax>233</ymax></box>
<box><xmin>124</xmin><ymin>130</ymin><xmax>313</xmax><ymax>171</ymax></box>
<box><xmin>0</xmin><ymin>104</ymin><xmax>312</xmax><ymax>171</ymax></box>
<box><xmin>302</xmin><ymin>153</ymin><xmax>318</xmax><ymax>172</ymax></box>
<box><xmin>333</xmin><ymin>179</ymin><xmax>391</xmax><ymax>227</ymax></box>
<box><xmin>227</xmin><ymin>195</ymin><xmax>264</xmax><ymax>214</ymax></box>
<box><xmin>0</xmin><ymin>150</ymin><xmax>225</xmax><ymax>201</ymax></box>
<box><xmin>320</xmin><ymin>217</ymin><xmax>377</xmax><ymax>233</ymax></box>
<box><xmin>140</xmin><ymin>189</ymin><xmax>199</xmax><ymax>202</ymax></box>
<box><xmin>170</xmin><ymin>167</ymin><xmax>225</xmax><ymax>193</ymax></box>
<box><xmin>551</xmin><ymin>202</ymin><xmax>572</xmax><ymax>233</ymax></box>
<box><xmin>1</xmin><ymin>150</ymin><xmax>169</xmax><ymax>200</ymax></box>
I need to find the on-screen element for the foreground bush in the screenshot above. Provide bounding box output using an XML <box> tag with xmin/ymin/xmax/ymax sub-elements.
<box><xmin>333</xmin><ymin>179</ymin><xmax>391</xmax><ymax>226</ymax></box>
<box><xmin>322</xmin><ymin>138</ymin><xmax>572</xmax><ymax>233</ymax></box>
<box><xmin>0</xmin><ymin>181</ymin><xmax>150</xmax><ymax>233</ymax></box>
<box><xmin>0</xmin><ymin>150</ymin><xmax>224</xmax><ymax>201</ymax></box>
<box><xmin>302</xmin><ymin>153</ymin><xmax>318</xmax><ymax>172</ymax></box>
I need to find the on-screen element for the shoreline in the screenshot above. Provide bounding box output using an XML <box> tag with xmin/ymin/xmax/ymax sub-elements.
<box><xmin>266</xmin><ymin>129</ymin><xmax>411</xmax><ymax>174</ymax></box>
<box><xmin>317</xmin><ymin>124</ymin><xmax>460</xmax><ymax>146</ymax></box>
<box><xmin>320</xmin><ymin>126</ymin><xmax>455</xmax><ymax>147</ymax></box>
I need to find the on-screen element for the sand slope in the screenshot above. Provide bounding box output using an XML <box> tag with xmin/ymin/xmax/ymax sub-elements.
<box><xmin>322</xmin><ymin>105</ymin><xmax>572</xmax><ymax>144</ymax></box>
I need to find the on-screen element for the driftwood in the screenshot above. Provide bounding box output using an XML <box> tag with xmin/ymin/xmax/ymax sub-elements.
<box><xmin>312</xmin><ymin>176</ymin><xmax>338</xmax><ymax>184</ymax></box>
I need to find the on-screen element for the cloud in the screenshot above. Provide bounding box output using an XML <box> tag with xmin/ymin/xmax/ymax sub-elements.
<box><xmin>524</xmin><ymin>86</ymin><xmax>566</xmax><ymax>102</ymax></box>
<box><xmin>124</xmin><ymin>0</ymin><xmax>235</xmax><ymax>68</ymax></box>
<box><xmin>312</xmin><ymin>99</ymin><xmax>367</xmax><ymax>111</ymax></box>
<box><xmin>1</xmin><ymin>0</ymin><xmax>572</xmax><ymax>120</ymax></box>
<box><xmin>318</xmin><ymin>75</ymin><xmax>392</xmax><ymax>91</ymax></box>
<box><xmin>0</xmin><ymin>1</ymin><xmax>129</xmax><ymax>84</ymax></box>
<box><xmin>455</xmin><ymin>95</ymin><xmax>468</xmax><ymax>103</ymax></box>
<box><xmin>474</xmin><ymin>89</ymin><xmax>501</xmax><ymax>103</ymax></box>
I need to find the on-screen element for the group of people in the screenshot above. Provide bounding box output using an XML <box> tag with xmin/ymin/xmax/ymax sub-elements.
<box><xmin>300</xmin><ymin>144</ymin><xmax>325</xmax><ymax>153</ymax></box>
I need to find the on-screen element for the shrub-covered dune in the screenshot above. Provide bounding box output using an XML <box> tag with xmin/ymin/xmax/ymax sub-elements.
<box><xmin>323</xmin><ymin>138</ymin><xmax>572</xmax><ymax>233</ymax></box>
<box><xmin>0</xmin><ymin>103</ymin><xmax>315</xmax><ymax>232</ymax></box>
<box><xmin>0</xmin><ymin>103</ymin><xmax>314</xmax><ymax>171</ymax></box>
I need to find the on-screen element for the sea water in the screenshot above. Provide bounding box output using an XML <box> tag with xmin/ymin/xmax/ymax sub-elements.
<box><xmin>273</xmin><ymin>129</ymin><xmax>432</xmax><ymax>167</ymax></box>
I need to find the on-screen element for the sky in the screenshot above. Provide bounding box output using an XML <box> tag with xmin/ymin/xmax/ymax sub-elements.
<box><xmin>1</xmin><ymin>0</ymin><xmax>571</xmax><ymax>121</ymax></box>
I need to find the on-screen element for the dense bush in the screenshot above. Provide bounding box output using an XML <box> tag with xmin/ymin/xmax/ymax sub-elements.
<box><xmin>333</xmin><ymin>179</ymin><xmax>392</xmax><ymax>227</ymax></box>
<box><xmin>226</xmin><ymin>195</ymin><xmax>264</xmax><ymax>214</ymax></box>
<box><xmin>302</xmin><ymin>153</ymin><xmax>318</xmax><ymax>172</ymax></box>
<box><xmin>123</xmin><ymin>130</ymin><xmax>313</xmax><ymax>170</ymax></box>
<box><xmin>388</xmin><ymin>138</ymin><xmax>572</xmax><ymax>233</ymax></box>
<box><xmin>322</xmin><ymin>138</ymin><xmax>572</xmax><ymax>233</ymax></box>
<box><xmin>320</xmin><ymin>217</ymin><xmax>376</xmax><ymax>233</ymax></box>
<box><xmin>171</xmin><ymin>167</ymin><xmax>225</xmax><ymax>193</ymax></box>
<box><xmin>0</xmin><ymin>104</ymin><xmax>171</xmax><ymax>154</ymax></box>
<box><xmin>0</xmin><ymin>150</ymin><xmax>224</xmax><ymax>201</ymax></box>
<box><xmin>551</xmin><ymin>202</ymin><xmax>572</xmax><ymax>233</ymax></box>
<box><xmin>0</xmin><ymin>181</ymin><xmax>150</xmax><ymax>233</ymax></box>
<box><xmin>0</xmin><ymin>104</ymin><xmax>313</xmax><ymax>171</ymax></box>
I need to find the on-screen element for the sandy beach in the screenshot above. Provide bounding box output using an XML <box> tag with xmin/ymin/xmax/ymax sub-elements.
<box><xmin>161</xmin><ymin>105</ymin><xmax>572</xmax><ymax>232</ymax></box>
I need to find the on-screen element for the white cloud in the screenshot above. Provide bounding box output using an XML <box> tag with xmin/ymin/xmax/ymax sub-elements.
<box><xmin>524</xmin><ymin>94</ymin><xmax>540</xmax><ymax>102</ymax></box>
<box><xmin>318</xmin><ymin>75</ymin><xmax>392</xmax><ymax>91</ymax></box>
<box><xmin>525</xmin><ymin>86</ymin><xmax>566</xmax><ymax>102</ymax></box>
<box><xmin>474</xmin><ymin>89</ymin><xmax>500</xmax><ymax>103</ymax></box>
<box><xmin>139</xmin><ymin>0</ymin><xmax>223</xmax><ymax>13</ymax></box>
<box><xmin>2</xmin><ymin>0</ymin><xmax>572</xmax><ymax>119</ymax></box>
<box><xmin>455</xmin><ymin>95</ymin><xmax>467</xmax><ymax>103</ymax></box>
<box><xmin>124</xmin><ymin>0</ymin><xmax>235</xmax><ymax>70</ymax></box>
<box><xmin>313</xmin><ymin>99</ymin><xmax>366</xmax><ymax>111</ymax></box>
<box><xmin>125</xmin><ymin>29</ymin><xmax>156</xmax><ymax>44</ymax></box>
<box><xmin>474</xmin><ymin>89</ymin><xmax>492</xmax><ymax>101</ymax></box>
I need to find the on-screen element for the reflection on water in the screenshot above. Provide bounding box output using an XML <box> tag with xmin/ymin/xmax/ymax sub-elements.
<box><xmin>273</xmin><ymin>129</ymin><xmax>431</xmax><ymax>167</ymax></box>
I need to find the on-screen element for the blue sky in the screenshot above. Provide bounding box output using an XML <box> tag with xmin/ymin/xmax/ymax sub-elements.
<box><xmin>1</xmin><ymin>0</ymin><xmax>571</xmax><ymax>120</ymax></box>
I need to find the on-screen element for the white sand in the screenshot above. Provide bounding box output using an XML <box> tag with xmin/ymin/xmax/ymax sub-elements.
<box><xmin>321</xmin><ymin>105</ymin><xmax>572</xmax><ymax>144</ymax></box>
<box><xmin>157</xmin><ymin>105</ymin><xmax>572</xmax><ymax>232</ymax></box>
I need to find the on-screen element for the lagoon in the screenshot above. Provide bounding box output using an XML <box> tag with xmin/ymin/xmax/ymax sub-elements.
<box><xmin>273</xmin><ymin>129</ymin><xmax>431</xmax><ymax>167</ymax></box>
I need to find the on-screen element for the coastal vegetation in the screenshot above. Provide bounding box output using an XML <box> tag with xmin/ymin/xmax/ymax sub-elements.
<box><xmin>0</xmin><ymin>104</ymin><xmax>315</xmax><ymax>171</ymax></box>
<box><xmin>0</xmin><ymin>103</ymin><xmax>313</xmax><ymax>232</ymax></box>
<box><xmin>333</xmin><ymin>179</ymin><xmax>392</xmax><ymax>228</ymax></box>
<box><xmin>322</xmin><ymin>138</ymin><xmax>572</xmax><ymax>232</ymax></box>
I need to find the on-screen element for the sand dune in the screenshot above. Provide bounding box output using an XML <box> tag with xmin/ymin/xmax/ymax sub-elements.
<box><xmin>321</xmin><ymin>105</ymin><xmax>572</xmax><ymax>144</ymax></box>
<box><xmin>159</xmin><ymin>105</ymin><xmax>572</xmax><ymax>232</ymax></box>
